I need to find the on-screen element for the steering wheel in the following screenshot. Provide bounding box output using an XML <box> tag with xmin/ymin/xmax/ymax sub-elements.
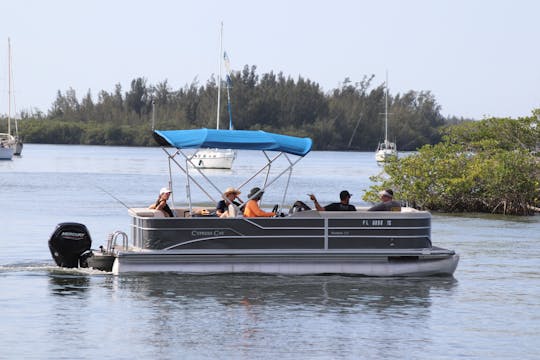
<box><xmin>272</xmin><ymin>204</ymin><xmax>279</xmax><ymax>214</ymax></box>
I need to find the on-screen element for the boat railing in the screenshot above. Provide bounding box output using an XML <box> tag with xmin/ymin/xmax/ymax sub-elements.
<box><xmin>106</xmin><ymin>230</ymin><xmax>129</xmax><ymax>252</ymax></box>
<box><xmin>128</xmin><ymin>206</ymin><xmax>429</xmax><ymax>220</ymax></box>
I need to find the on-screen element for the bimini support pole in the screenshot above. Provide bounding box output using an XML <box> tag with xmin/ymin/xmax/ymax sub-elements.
<box><xmin>161</xmin><ymin>148</ymin><xmax>218</xmax><ymax>209</ymax></box>
<box><xmin>162</xmin><ymin>148</ymin><xmax>220</xmax><ymax>203</ymax></box>
<box><xmin>279</xmin><ymin>153</ymin><xmax>295</xmax><ymax>212</ymax></box>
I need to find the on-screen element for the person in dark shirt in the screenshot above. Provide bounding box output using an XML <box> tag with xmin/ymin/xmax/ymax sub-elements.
<box><xmin>309</xmin><ymin>190</ymin><xmax>356</xmax><ymax>211</ymax></box>
<box><xmin>368</xmin><ymin>189</ymin><xmax>402</xmax><ymax>211</ymax></box>
<box><xmin>149</xmin><ymin>187</ymin><xmax>174</xmax><ymax>217</ymax></box>
<box><xmin>216</xmin><ymin>187</ymin><xmax>243</xmax><ymax>217</ymax></box>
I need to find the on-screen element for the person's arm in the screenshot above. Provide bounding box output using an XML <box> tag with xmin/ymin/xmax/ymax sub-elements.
<box><xmin>149</xmin><ymin>197</ymin><xmax>159</xmax><ymax>209</ymax></box>
<box><xmin>234</xmin><ymin>195</ymin><xmax>243</xmax><ymax>204</ymax></box>
<box><xmin>368</xmin><ymin>202</ymin><xmax>386</xmax><ymax>211</ymax></box>
<box><xmin>309</xmin><ymin>194</ymin><xmax>325</xmax><ymax>211</ymax></box>
<box><xmin>155</xmin><ymin>200</ymin><xmax>167</xmax><ymax>211</ymax></box>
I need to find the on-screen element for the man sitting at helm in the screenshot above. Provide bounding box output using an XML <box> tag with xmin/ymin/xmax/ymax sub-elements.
<box><xmin>243</xmin><ymin>187</ymin><xmax>276</xmax><ymax>217</ymax></box>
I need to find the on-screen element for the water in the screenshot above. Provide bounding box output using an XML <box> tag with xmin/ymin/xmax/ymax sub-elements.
<box><xmin>1</xmin><ymin>144</ymin><xmax>539</xmax><ymax>359</ymax></box>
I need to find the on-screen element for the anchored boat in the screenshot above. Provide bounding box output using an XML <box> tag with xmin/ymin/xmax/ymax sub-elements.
<box><xmin>0</xmin><ymin>38</ymin><xmax>23</xmax><ymax>159</ymax></box>
<box><xmin>375</xmin><ymin>72</ymin><xmax>397</xmax><ymax>163</ymax></box>
<box><xmin>192</xmin><ymin>23</ymin><xmax>236</xmax><ymax>169</ymax></box>
<box><xmin>49</xmin><ymin>128</ymin><xmax>459</xmax><ymax>276</ymax></box>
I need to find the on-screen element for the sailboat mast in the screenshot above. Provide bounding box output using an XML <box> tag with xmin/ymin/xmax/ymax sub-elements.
<box><xmin>7</xmin><ymin>38</ymin><xmax>11</xmax><ymax>135</ymax></box>
<box><xmin>216</xmin><ymin>22</ymin><xmax>223</xmax><ymax>130</ymax></box>
<box><xmin>384</xmin><ymin>71</ymin><xmax>388</xmax><ymax>143</ymax></box>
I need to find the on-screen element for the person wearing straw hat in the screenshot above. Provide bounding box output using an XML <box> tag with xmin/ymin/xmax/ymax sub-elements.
<box><xmin>149</xmin><ymin>187</ymin><xmax>174</xmax><ymax>217</ymax></box>
<box><xmin>216</xmin><ymin>187</ymin><xmax>243</xmax><ymax>217</ymax></box>
<box><xmin>243</xmin><ymin>187</ymin><xmax>276</xmax><ymax>217</ymax></box>
<box><xmin>368</xmin><ymin>189</ymin><xmax>402</xmax><ymax>211</ymax></box>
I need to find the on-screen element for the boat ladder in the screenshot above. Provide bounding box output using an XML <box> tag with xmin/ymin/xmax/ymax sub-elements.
<box><xmin>105</xmin><ymin>231</ymin><xmax>129</xmax><ymax>253</ymax></box>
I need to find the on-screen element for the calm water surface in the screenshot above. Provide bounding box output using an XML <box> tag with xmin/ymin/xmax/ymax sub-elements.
<box><xmin>1</xmin><ymin>144</ymin><xmax>539</xmax><ymax>359</ymax></box>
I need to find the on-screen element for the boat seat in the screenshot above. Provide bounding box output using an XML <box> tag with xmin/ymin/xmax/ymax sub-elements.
<box><xmin>128</xmin><ymin>208</ymin><xmax>166</xmax><ymax>217</ymax></box>
<box><xmin>128</xmin><ymin>208</ymin><xmax>195</xmax><ymax>218</ymax></box>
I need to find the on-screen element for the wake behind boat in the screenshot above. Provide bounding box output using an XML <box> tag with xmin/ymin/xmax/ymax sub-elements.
<box><xmin>49</xmin><ymin>128</ymin><xmax>459</xmax><ymax>276</ymax></box>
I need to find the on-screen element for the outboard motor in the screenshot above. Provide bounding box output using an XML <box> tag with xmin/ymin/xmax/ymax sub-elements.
<box><xmin>49</xmin><ymin>223</ymin><xmax>92</xmax><ymax>268</ymax></box>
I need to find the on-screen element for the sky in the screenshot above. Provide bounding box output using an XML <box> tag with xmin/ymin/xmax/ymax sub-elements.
<box><xmin>0</xmin><ymin>0</ymin><xmax>539</xmax><ymax>120</ymax></box>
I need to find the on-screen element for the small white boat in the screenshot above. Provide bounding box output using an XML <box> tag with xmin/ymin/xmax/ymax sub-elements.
<box><xmin>49</xmin><ymin>128</ymin><xmax>459</xmax><ymax>277</ymax></box>
<box><xmin>375</xmin><ymin>72</ymin><xmax>397</xmax><ymax>162</ymax></box>
<box><xmin>375</xmin><ymin>140</ymin><xmax>397</xmax><ymax>162</ymax></box>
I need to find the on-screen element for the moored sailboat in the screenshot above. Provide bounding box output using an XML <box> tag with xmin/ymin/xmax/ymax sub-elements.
<box><xmin>192</xmin><ymin>23</ymin><xmax>236</xmax><ymax>169</ymax></box>
<box><xmin>375</xmin><ymin>72</ymin><xmax>397</xmax><ymax>162</ymax></box>
<box><xmin>0</xmin><ymin>38</ymin><xmax>23</xmax><ymax>158</ymax></box>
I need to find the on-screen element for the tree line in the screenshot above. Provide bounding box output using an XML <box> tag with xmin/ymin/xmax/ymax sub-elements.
<box><xmin>3</xmin><ymin>66</ymin><xmax>465</xmax><ymax>150</ymax></box>
<box><xmin>365</xmin><ymin>110</ymin><xmax>540</xmax><ymax>215</ymax></box>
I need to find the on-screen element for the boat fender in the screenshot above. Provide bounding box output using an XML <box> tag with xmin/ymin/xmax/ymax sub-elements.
<box><xmin>48</xmin><ymin>222</ymin><xmax>92</xmax><ymax>268</ymax></box>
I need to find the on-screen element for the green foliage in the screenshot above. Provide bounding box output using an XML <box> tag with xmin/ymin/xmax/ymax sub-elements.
<box><xmin>10</xmin><ymin>68</ymin><xmax>453</xmax><ymax>150</ymax></box>
<box><xmin>365</xmin><ymin>113</ymin><xmax>540</xmax><ymax>215</ymax></box>
<box><xmin>18</xmin><ymin>119</ymin><xmax>153</xmax><ymax>146</ymax></box>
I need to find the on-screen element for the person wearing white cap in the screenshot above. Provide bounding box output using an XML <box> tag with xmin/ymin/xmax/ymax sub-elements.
<box><xmin>216</xmin><ymin>187</ymin><xmax>243</xmax><ymax>217</ymax></box>
<box><xmin>148</xmin><ymin>187</ymin><xmax>174</xmax><ymax>217</ymax></box>
<box><xmin>368</xmin><ymin>189</ymin><xmax>401</xmax><ymax>211</ymax></box>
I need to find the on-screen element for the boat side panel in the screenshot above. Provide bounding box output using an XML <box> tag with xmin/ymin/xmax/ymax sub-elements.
<box><xmin>131</xmin><ymin>214</ymin><xmax>433</xmax><ymax>251</ymax></box>
<box><xmin>329</xmin><ymin>237</ymin><xmax>431</xmax><ymax>249</ymax></box>
<box><xmin>132</xmin><ymin>217</ymin><xmax>325</xmax><ymax>250</ymax></box>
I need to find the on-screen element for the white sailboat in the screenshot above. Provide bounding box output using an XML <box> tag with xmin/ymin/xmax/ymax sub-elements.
<box><xmin>375</xmin><ymin>72</ymin><xmax>397</xmax><ymax>162</ymax></box>
<box><xmin>192</xmin><ymin>23</ymin><xmax>236</xmax><ymax>169</ymax></box>
<box><xmin>0</xmin><ymin>38</ymin><xmax>23</xmax><ymax>159</ymax></box>
<box><xmin>0</xmin><ymin>124</ymin><xmax>14</xmax><ymax>159</ymax></box>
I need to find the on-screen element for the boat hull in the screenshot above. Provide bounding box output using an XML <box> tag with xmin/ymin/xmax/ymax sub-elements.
<box><xmin>375</xmin><ymin>148</ymin><xmax>398</xmax><ymax>162</ymax></box>
<box><xmin>111</xmin><ymin>250</ymin><xmax>458</xmax><ymax>276</ymax></box>
<box><xmin>0</xmin><ymin>133</ymin><xmax>17</xmax><ymax>159</ymax></box>
<box><xmin>13</xmin><ymin>140</ymin><xmax>23</xmax><ymax>156</ymax></box>
<box><xmin>0</xmin><ymin>146</ymin><xmax>14</xmax><ymax>160</ymax></box>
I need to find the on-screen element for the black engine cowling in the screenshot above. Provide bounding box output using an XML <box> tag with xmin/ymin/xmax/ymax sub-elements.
<box><xmin>49</xmin><ymin>223</ymin><xmax>92</xmax><ymax>268</ymax></box>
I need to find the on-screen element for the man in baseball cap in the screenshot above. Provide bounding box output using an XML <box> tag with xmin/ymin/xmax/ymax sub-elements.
<box><xmin>309</xmin><ymin>190</ymin><xmax>356</xmax><ymax>211</ymax></box>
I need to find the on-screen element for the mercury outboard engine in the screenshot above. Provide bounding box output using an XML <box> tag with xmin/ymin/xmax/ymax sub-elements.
<box><xmin>49</xmin><ymin>222</ymin><xmax>93</xmax><ymax>268</ymax></box>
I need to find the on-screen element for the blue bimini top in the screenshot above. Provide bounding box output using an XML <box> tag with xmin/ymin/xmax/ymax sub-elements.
<box><xmin>153</xmin><ymin>128</ymin><xmax>312</xmax><ymax>157</ymax></box>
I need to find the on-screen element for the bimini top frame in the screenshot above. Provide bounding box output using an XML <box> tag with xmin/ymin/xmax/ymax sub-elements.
<box><xmin>153</xmin><ymin>128</ymin><xmax>313</xmax><ymax>213</ymax></box>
